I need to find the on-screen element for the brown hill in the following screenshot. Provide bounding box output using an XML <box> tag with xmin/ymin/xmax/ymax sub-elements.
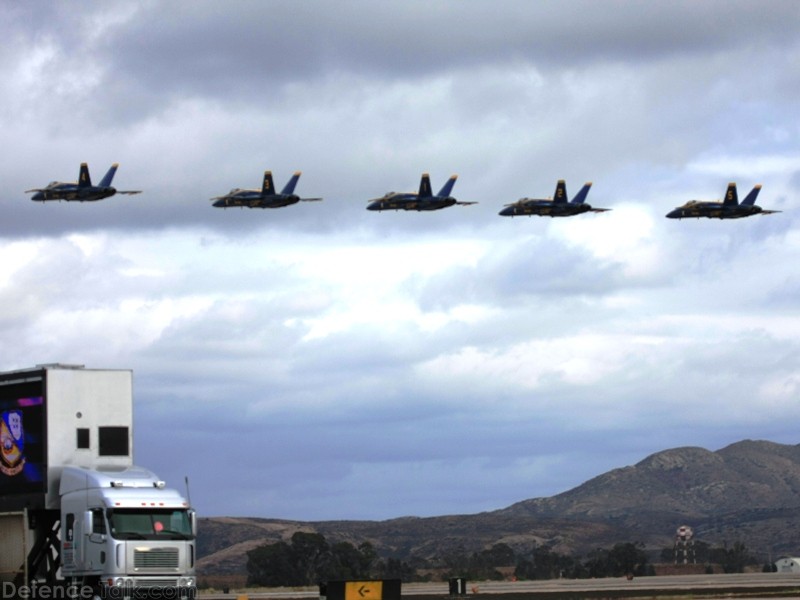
<box><xmin>198</xmin><ymin>439</ymin><xmax>800</xmax><ymax>576</ymax></box>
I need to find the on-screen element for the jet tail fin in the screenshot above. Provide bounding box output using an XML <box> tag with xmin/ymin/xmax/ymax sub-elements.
<box><xmin>570</xmin><ymin>182</ymin><xmax>593</xmax><ymax>204</ymax></box>
<box><xmin>740</xmin><ymin>184</ymin><xmax>762</xmax><ymax>206</ymax></box>
<box><xmin>261</xmin><ymin>171</ymin><xmax>276</xmax><ymax>196</ymax></box>
<box><xmin>98</xmin><ymin>163</ymin><xmax>119</xmax><ymax>187</ymax></box>
<box><xmin>554</xmin><ymin>180</ymin><xmax>568</xmax><ymax>204</ymax></box>
<box><xmin>78</xmin><ymin>163</ymin><xmax>92</xmax><ymax>188</ymax></box>
<box><xmin>437</xmin><ymin>175</ymin><xmax>458</xmax><ymax>197</ymax></box>
<box><xmin>418</xmin><ymin>173</ymin><xmax>433</xmax><ymax>197</ymax></box>
<box><xmin>281</xmin><ymin>171</ymin><xmax>302</xmax><ymax>195</ymax></box>
<box><xmin>723</xmin><ymin>183</ymin><xmax>739</xmax><ymax>206</ymax></box>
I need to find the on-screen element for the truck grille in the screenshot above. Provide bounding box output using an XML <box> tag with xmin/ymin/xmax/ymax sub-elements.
<box><xmin>134</xmin><ymin>548</ymin><xmax>179</xmax><ymax>570</ymax></box>
<box><xmin>134</xmin><ymin>578</ymin><xmax>179</xmax><ymax>587</ymax></box>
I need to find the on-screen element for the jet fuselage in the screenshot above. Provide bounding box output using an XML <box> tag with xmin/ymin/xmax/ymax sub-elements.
<box><xmin>30</xmin><ymin>183</ymin><xmax>118</xmax><ymax>202</ymax></box>
<box><xmin>27</xmin><ymin>163</ymin><xmax>140</xmax><ymax>202</ymax></box>
<box><xmin>666</xmin><ymin>201</ymin><xmax>765</xmax><ymax>219</ymax></box>
<box><xmin>499</xmin><ymin>199</ymin><xmax>594</xmax><ymax>217</ymax></box>
<box><xmin>212</xmin><ymin>189</ymin><xmax>301</xmax><ymax>208</ymax></box>
<box><xmin>366</xmin><ymin>193</ymin><xmax>458</xmax><ymax>211</ymax></box>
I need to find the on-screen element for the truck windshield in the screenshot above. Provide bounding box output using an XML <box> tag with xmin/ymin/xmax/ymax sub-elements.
<box><xmin>107</xmin><ymin>509</ymin><xmax>193</xmax><ymax>540</ymax></box>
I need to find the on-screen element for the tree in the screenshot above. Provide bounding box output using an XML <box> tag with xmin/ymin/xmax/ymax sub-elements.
<box><xmin>515</xmin><ymin>546</ymin><xmax>578</xmax><ymax>580</ymax></box>
<box><xmin>584</xmin><ymin>547</ymin><xmax>611</xmax><ymax>578</ymax></box>
<box><xmin>290</xmin><ymin>532</ymin><xmax>331</xmax><ymax>584</ymax></box>
<box><xmin>716</xmin><ymin>541</ymin><xmax>755</xmax><ymax>574</ymax></box>
<box><xmin>460</xmin><ymin>544</ymin><xmax>517</xmax><ymax>580</ymax></box>
<box><xmin>375</xmin><ymin>557</ymin><xmax>418</xmax><ymax>582</ymax></box>
<box><xmin>247</xmin><ymin>534</ymin><xmax>384</xmax><ymax>586</ymax></box>
<box><xmin>608</xmin><ymin>542</ymin><xmax>648</xmax><ymax>577</ymax></box>
<box><xmin>328</xmin><ymin>541</ymin><xmax>376</xmax><ymax>580</ymax></box>
<box><xmin>247</xmin><ymin>532</ymin><xmax>330</xmax><ymax>586</ymax></box>
<box><xmin>247</xmin><ymin>541</ymin><xmax>298</xmax><ymax>586</ymax></box>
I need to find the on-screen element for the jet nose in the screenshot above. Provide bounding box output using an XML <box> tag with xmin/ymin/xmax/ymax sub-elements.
<box><xmin>212</xmin><ymin>199</ymin><xmax>225</xmax><ymax>208</ymax></box>
<box><xmin>32</xmin><ymin>192</ymin><xmax>44</xmax><ymax>201</ymax></box>
<box><xmin>498</xmin><ymin>206</ymin><xmax>514</xmax><ymax>216</ymax></box>
<box><xmin>665</xmin><ymin>209</ymin><xmax>681</xmax><ymax>219</ymax></box>
<box><xmin>366</xmin><ymin>200</ymin><xmax>382</xmax><ymax>211</ymax></box>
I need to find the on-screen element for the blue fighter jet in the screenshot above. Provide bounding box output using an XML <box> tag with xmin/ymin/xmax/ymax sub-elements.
<box><xmin>367</xmin><ymin>173</ymin><xmax>476</xmax><ymax>211</ymax></box>
<box><xmin>212</xmin><ymin>171</ymin><xmax>322</xmax><ymax>209</ymax></box>
<box><xmin>499</xmin><ymin>180</ymin><xmax>609</xmax><ymax>217</ymax></box>
<box><xmin>26</xmin><ymin>163</ymin><xmax>141</xmax><ymax>202</ymax></box>
<box><xmin>666</xmin><ymin>183</ymin><xmax>779</xmax><ymax>219</ymax></box>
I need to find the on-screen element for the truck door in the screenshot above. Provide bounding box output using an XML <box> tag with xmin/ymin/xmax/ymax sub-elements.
<box><xmin>64</xmin><ymin>512</ymin><xmax>86</xmax><ymax>569</ymax></box>
<box><xmin>85</xmin><ymin>509</ymin><xmax>108</xmax><ymax>570</ymax></box>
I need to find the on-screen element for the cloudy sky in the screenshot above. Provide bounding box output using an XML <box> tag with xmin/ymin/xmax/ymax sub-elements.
<box><xmin>2</xmin><ymin>1</ymin><xmax>800</xmax><ymax>521</ymax></box>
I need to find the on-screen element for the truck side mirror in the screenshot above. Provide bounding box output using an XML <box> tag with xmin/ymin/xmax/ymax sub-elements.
<box><xmin>83</xmin><ymin>511</ymin><xmax>94</xmax><ymax>536</ymax></box>
<box><xmin>190</xmin><ymin>510</ymin><xmax>197</xmax><ymax>537</ymax></box>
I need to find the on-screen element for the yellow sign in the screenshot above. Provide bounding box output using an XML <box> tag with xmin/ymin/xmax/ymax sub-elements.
<box><xmin>345</xmin><ymin>581</ymin><xmax>383</xmax><ymax>600</ymax></box>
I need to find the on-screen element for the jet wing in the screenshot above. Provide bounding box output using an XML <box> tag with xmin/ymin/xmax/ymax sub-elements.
<box><xmin>589</xmin><ymin>208</ymin><xmax>612</xmax><ymax>212</ymax></box>
<box><xmin>759</xmin><ymin>210</ymin><xmax>781</xmax><ymax>214</ymax></box>
<box><xmin>24</xmin><ymin>188</ymin><xmax>45</xmax><ymax>193</ymax></box>
<box><xmin>299</xmin><ymin>197</ymin><xmax>323</xmax><ymax>202</ymax></box>
<box><xmin>117</xmin><ymin>190</ymin><xmax>142</xmax><ymax>195</ymax></box>
<box><xmin>455</xmin><ymin>201</ymin><xmax>478</xmax><ymax>206</ymax></box>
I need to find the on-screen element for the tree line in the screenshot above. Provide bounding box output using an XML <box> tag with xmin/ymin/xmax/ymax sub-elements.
<box><xmin>246</xmin><ymin>532</ymin><xmax>421</xmax><ymax>587</ymax></box>
<box><xmin>246</xmin><ymin>532</ymin><xmax>764</xmax><ymax>587</ymax></box>
<box><xmin>659</xmin><ymin>540</ymin><xmax>764</xmax><ymax>574</ymax></box>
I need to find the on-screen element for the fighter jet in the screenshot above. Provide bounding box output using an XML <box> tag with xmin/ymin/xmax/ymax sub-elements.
<box><xmin>366</xmin><ymin>173</ymin><xmax>476</xmax><ymax>211</ymax></box>
<box><xmin>26</xmin><ymin>163</ymin><xmax>141</xmax><ymax>202</ymax></box>
<box><xmin>211</xmin><ymin>171</ymin><xmax>322</xmax><ymax>209</ymax></box>
<box><xmin>499</xmin><ymin>180</ymin><xmax>609</xmax><ymax>217</ymax></box>
<box><xmin>666</xmin><ymin>183</ymin><xmax>779</xmax><ymax>219</ymax></box>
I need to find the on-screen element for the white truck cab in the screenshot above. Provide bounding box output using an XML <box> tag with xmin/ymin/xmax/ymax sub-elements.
<box><xmin>60</xmin><ymin>465</ymin><xmax>196</xmax><ymax>597</ymax></box>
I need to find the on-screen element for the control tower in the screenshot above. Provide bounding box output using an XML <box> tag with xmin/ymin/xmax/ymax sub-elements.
<box><xmin>673</xmin><ymin>525</ymin><xmax>696</xmax><ymax>564</ymax></box>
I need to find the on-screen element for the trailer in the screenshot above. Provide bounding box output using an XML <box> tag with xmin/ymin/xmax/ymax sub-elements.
<box><xmin>0</xmin><ymin>364</ymin><xmax>196</xmax><ymax>598</ymax></box>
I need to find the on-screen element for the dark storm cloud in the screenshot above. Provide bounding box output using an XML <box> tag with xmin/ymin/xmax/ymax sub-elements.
<box><xmin>131</xmin><ymin>366</ymin><xmax>592</xmax><ymax>519</ymax></box>
<box><xmin>9</xmin><ymin>1</ymin><xmax>800</xmax><ymax>124</ymax></box>
<box><xmin>86</xmin><ymin>2</ymin><xmax>800</xmax><ymax>103</ymax></box>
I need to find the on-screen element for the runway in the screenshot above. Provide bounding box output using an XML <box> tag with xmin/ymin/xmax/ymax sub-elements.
<box><xmin>201</xmin><ymin>572</ymin><xmax>800</xmax><ymax>600</ymax></box>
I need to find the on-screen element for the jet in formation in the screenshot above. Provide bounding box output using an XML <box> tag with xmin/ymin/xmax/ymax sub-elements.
<box><xmin>25</xmin><ymin>163</ymin><xmax>141</xmax><ymax>202</ymax></box>
<box><xmin>666</xmin><ymin>183</ymin><xmax>779</xmax><ymax>219</ymax></box>
<box><xmin>211</xmin><ymin>171</ymin><xmax>322</xmax><ymax>208</ymax></box>
<box><xmin>367</xmin><ymin>173</ymin><xmax>477</xmax><ymax>211</ymax></box>
<box><xmin>499</xmin><ymin>180</ymin><xmax>610</xmax><ymax>217</ymax></box>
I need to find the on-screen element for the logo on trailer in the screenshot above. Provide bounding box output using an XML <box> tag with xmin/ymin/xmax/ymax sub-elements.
<box><xmin>1</xmin><ymin>409</ymin><xmax>25</xmax><ymax>476</ymax></box>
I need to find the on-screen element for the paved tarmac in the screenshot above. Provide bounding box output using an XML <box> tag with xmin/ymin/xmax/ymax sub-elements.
<box><xmin>201</xmin><ymin>572</ymin><xmax>800</xmax><ymax>600</ymax></box>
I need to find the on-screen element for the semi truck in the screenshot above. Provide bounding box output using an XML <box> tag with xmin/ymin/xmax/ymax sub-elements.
<box><xmin>0</xmin><ymin>364</ymin><xmax>196</xmax><ymax>598</ymax></box>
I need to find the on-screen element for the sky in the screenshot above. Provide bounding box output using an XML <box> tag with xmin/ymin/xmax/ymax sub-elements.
<box><xmin>2</xmin><ymin>0</ymin><xmax>800</xmax><ymax>521</ymax></box>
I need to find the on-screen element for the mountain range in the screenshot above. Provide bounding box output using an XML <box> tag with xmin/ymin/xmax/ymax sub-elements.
<box><xmin>197</xmin><ymin>439</ymin><xmax>800</xmax><ymax>576</ymax></box>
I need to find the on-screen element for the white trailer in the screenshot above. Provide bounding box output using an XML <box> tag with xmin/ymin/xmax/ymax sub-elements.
<box><xmin>0</xmin><ymin>364</ymin><xmax>196</xmax><ymax>598</ymax></box>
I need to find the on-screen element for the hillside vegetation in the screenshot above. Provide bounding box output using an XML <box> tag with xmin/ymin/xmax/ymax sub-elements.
<box><xmin>198</xmin><ymin>440</ymin><xmax>800</xmax><ymax>576</ymax></box>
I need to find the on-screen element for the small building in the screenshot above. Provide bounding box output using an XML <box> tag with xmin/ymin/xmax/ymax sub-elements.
<box><xmin>775</xmin><ymin>557</ymin><xmax>800</xmax><ymax>573</ymax></box>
